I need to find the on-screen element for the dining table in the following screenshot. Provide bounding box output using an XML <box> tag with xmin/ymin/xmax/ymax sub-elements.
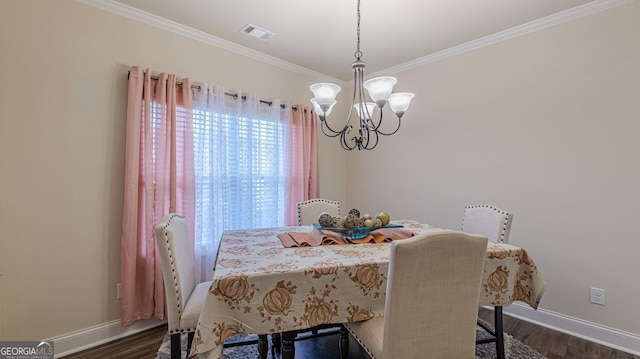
<box><xmin>190</xmin><ymin>220</ymin><xmax>546</xmax><ymax>359</ymax></box>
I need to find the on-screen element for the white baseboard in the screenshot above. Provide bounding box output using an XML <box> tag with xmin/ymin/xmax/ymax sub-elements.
<box><xmin>487</xmin><ymin>303</ymin><xmax>640</xmax><ymax>356</ymax></box>
<box><xmin>50</xmin><ymin>318</ymin><xmax>166</xmax><ymax>358</ymax></box>
<box><xmin>49</xmin><ymin>304</ymin><xmax>640</xmax><ymax>357</ymax></box>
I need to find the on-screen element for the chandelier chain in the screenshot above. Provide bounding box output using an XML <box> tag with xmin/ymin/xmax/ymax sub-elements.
<box><xmin>355</xmin><ymin>0</ymin><xmax>362</xmax><ymax>60</ymax></box>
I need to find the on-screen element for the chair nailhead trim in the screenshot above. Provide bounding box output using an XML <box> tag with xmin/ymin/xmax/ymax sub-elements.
<box><xmin>159</xmin><ymin>214</ymin><xmax>186</xmax><ymax>331</ymax></box>
<box><xmin>296</xmin><ymin>199</ymin><xmax>341</xmax><ymax>224</ymax></box>
<box><xmin>462</xmin><ymin>204</ymin><xmax>512</xmax><ymax>242</ymax></box>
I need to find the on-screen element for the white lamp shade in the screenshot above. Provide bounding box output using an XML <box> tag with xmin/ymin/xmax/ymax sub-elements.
<box><xmin>363</xmin><ymin>76</ymin><xmax>397</xmax><ymax>102</ymax></box>
<box><xmin>311</xmin><ymin>98</ymin><xmax>336</xmax><ymax>117</ymax></box>
<box><xmin>353</xmin><ymin>102</ymin><xmax>376</xmax><ymax>120</ymax></box>
<box><xmin>310</xmin><ymin>83</ymin><xmax>341</xmax><ymax>106</ymax></box>
<box><xmin>388</xmin><ymin>92</ymin><xmax>415</xmax><ymax>113</ymax></box>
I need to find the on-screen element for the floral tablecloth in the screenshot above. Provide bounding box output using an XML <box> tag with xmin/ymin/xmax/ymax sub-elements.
<box><xmin>190</xmin><ymin>220</ymin><xmax>546</xmax><ymax>358</ymax></box>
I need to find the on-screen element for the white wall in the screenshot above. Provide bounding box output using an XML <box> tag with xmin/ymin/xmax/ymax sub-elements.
<box><xmin>2</xmin><ymin>0</ymin><xmax>640</xmax><ymax>355</ymax></box>
<box><xmin>0</xmin><ymin>0</ymin><xmax>346</xmax><ymax>343</ymax></box>
<box><xmin>346</xmin><ymin>0</ymin><xmax>640</xmax><ymax>347</ymax></box>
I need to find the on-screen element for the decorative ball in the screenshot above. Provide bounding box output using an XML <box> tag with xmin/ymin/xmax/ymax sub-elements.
<box><xmin>332</xmin><ymin>217</ymin><xmax>346</xmax><ymax>228</ymax></box>
<box><xmin>318</xmin><ymin>212</ymin><xmax>334</xmax><ymax>227</ymax></box>
<box><xmin>345</xmin><ymin>216</ymin><xmax>358</xmax><ymax>228</ymax></box>
<box><xmin>363</xmin><ymin>213</ymin><xmax>372</xmax><ymax>220</ymax></box>
<box><xmin>375</xmin><ymin>212</ymin><xmax>390</xmax><ymax>226</ymax></box>
<box><xmin>348</xmin><ymin>208</ymin><xmax>361</xmax><ymax>218</ymax></box>
<box><xmin>355</xmin><ymin>218</ymin><xmax>365</xmax><ymax>228</ymax></box>
<box><xmin>373</xmin><ymin>218</ymin><xmax>383</xmax><ymax>227</ymax></box>
<box><xmin>364</xmin><ymin>218</ymin><xmax>374</xmax><ymax>227</ymax></box>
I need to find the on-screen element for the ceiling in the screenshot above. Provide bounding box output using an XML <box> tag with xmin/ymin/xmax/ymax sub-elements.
<box><xmin>113</xmin><ymin>0</ymin><xmax>597</xmax><ymax>82</ymax></box>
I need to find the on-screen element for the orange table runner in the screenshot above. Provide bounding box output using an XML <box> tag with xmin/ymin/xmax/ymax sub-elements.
<box><xmin>278</xmin><ymin>227</ymin><xmax>416</xmax><ymax>247</ymax></box>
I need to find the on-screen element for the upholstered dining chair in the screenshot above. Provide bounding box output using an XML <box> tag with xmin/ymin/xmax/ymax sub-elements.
<box><xmin>341</xmin><ymin>231</ymin><xmax>488</xmax><ymax>359</ymax></box>
<box><xmin>461</xmin><ymin>204</ymin><xmax>513</xmax><ymax>355</ymax></box>
<box><xmin>296</xmin><ymin>198</ymin><xmax>341</xmax><ymax>226</ymax></box>
<box><xmin>461</xmin><ymin>204</ymin><xmax>513</xmax><ymax>243</ymax></box>
<box><xmin>155</xmin><ymin>213</ymin><xmax>213</xmax><ymax>359</ymax></box>
<box><xmin>293</xmin><ymin>199</ymin><xmax>342</xmax><ymax>340</ymax></box>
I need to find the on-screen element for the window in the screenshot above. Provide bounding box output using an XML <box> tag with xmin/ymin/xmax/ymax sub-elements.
<box><xmin>191</xmin><ymin>104</ymin><xmax>288</xmax><ymax>274</ymax></box>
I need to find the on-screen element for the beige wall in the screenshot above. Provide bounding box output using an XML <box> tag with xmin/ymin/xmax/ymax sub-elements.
<box><xmin>0</xmin><ymin>0</ymin><xmax>346</xmax><ymax>340</ymax></box>
<box><xmin>347</xmin><ymin>0</ymin><xmax>640</xmax><ymax>335</ymax></box>
<box><xmin>1</xmin><ymin>0</ymin><xmax>639</xmax><ymax>352</ymax></box>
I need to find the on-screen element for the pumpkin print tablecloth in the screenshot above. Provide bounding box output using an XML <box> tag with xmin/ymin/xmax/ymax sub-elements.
<box><xmin>190</xmin><ymin>220</ymin><xmax>546</xmax><ymax>359</ymax></box>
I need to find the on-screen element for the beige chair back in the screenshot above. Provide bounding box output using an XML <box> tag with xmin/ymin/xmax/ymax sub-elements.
<box><xmin>296</xmin><ymin>198</ymin><xmax>341</xmax><ymax>225</ymax></box>
<box><xmin>155</xmin><ymin>213</ymin><xmax>197</xmax><ymax>332</ymax></box>
<box><xmin>462</xmin><ymin>204</ymin><xmax>513</xmax><ymax>243</ymax></box>
<box><xmin>382</xmin><ymin>231</ymin><xmax>488</xmax><ymax>359</ymax></box>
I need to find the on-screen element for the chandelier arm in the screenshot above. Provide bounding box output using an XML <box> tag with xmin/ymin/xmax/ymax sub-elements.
<box><xmin>364</xmin><ymin>115</ymin><xmax>377</xmax><ymax>132</ymax></box>
<box><xmin>374</xmin><ymin>115</ymin><xmax>402</xmax><ymax>136</ymax></box>
<box><xmin>347</xmin><ymin>65</ymin><xmax>367</xmax><ymax>149</ymax></box>
<box><xmin>367</xmin><ymin>127</ymin><xmax>380</xmax><ymax>150</ymax></box>
<box><xmin>356</xmin><ymin>71</ymin><xmax>366</xmax><ymax>113</ymax></box>
<box><xmin>358</xmin><ymin>119</ymin><xmax>370</xmax><ymax>150</ymax></box>
<box><xmin>341</xmin><ymin>128</ymin><xmax>356</xmax><ymax>150</ymax></box>
<box><xmin>358</xmin><ymin>124</ymin><xmax>378</xmax><ymax>150</ymax></box>
<box><xmin>320</xmin><ymin>117</ymin><xmax>349</xmax><ymax>137</ymax></box>
<box><xmin>367</xmin><ymin>107</ymin><xmax>383</xmax><ymax>131</ymax></box>
<box><xmin>356</xmin><ymin>68</ymin><xmax>372</xmax><ymax>146</ymax></box>
<box><xmin>320</xmin><ymin>121</ymin><xmax>344</xmax><ymax>138</ymax></box>
<box><xmin>340</xmin><ymin>133</ymin><xmax>349</xmax><ymax>150</ymax></box>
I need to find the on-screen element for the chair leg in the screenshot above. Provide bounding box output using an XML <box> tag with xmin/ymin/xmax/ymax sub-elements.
<box><xmin>340</xmin><ymin>325</ymin><xmax>349</xmax><ymax>359</ymax></box>
<box><xmin>186</xmin><ymin>332</ymin><xmax>195</xmax><ymax>358</ymax></box>
<box><xmin>281</xmin><ymin>331</ymin><xmax>296</xmax><ymax>359</ymax></box>
<box><xmin>170</xmin><ymin>333</ymin><xmax>181</xmax><ymax>359</ymax></box>
<box><xmin>258</xmin><ymin>334</ymin><xmax>268</xmax><ymax>359</ymax></box>
<box><xmin>494</xmin><ymin>306</ymin><xmax>505</xmax><ymax>359</ymax></box>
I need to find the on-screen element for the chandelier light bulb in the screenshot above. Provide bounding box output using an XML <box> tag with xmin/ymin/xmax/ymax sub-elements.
<box><xmin>363</xmin><ymin>76</ymin><xmax>397</xmax><ymax>106</ymax></box>
<box><xmin>311</xmin><ymin>98</ymin><xmax>336</xmax><ymax>117</ymax></box>
<box><xmin>388</xmin><ymin>92</ymin><xmax>415</xmax><ymax>116</ymax></box>
<box><xmin>309</xmin><ymin>83</ymin><xmax>341</xmax><ymax>106</ymax></box>
<box><xmin>353</xmin><ymin>102</ymin><xmax>377</xmax><ymax>120</ymax></box>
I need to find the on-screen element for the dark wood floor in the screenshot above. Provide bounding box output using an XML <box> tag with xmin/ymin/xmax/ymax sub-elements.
<box><xmin>62</xmin><ymin>307</ymin><xmax>639</xmax><ymax>359</ymax></box>
<box><xmin>476</xmin><ymin>309</ymin><xmax>639</xmax><ymax>359</ymax></box>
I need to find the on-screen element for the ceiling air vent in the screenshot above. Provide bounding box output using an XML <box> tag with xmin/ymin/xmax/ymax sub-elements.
<box><xmin>239</xmin><ymin>23</ymin><xmax>275</xmax><ymax>41</ymax></box>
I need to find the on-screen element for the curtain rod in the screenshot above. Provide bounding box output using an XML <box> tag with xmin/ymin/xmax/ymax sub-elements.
<box><xmin>127</xmin><ymin>71</ymin><xmax>298</xmax><ymax>110</ymax></box>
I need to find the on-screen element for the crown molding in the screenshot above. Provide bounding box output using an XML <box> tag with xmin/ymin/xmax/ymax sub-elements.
<box><xmin>78</xmin><ymin>0</ymin><xmax>631</xmax><ymax>83</ymax></box>
<box><xmin>76</xmin><ymin>0</ymin><xmax>344</xmax><ymax>85</ymax></box>
<box><xmin>370</xmin><ymin>0</ymin><xmax>634</xmax><ymax>78</ymax></box>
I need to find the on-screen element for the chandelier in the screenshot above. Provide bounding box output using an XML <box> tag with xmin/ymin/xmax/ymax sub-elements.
<box><xmin>309</xmin><ymin>0</ymin><xmax>415</xmax><ymax>151</ymax></box>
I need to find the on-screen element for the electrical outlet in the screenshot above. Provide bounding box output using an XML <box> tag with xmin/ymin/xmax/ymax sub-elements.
<box><xmin>590</xmin><ymin>287</ymin><xmax>605</xmax><ymax>305</ymax></box>
<box><xmin>117</xmin><ymin>283</ymin><xmax>122</xmax><ymax>300</ymax></box>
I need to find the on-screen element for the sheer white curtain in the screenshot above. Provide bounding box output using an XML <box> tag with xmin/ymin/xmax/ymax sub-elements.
<box><xmin>191</xmin><ymin>84</ymin><xmax>291</xmax><ymax>281</ymax></box>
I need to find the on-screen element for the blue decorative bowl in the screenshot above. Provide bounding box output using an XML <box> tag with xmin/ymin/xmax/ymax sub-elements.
<box><xmin>313</xmin><ymin>223</ymin><xmax>404</xmax><ymax>240</ymax></box>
